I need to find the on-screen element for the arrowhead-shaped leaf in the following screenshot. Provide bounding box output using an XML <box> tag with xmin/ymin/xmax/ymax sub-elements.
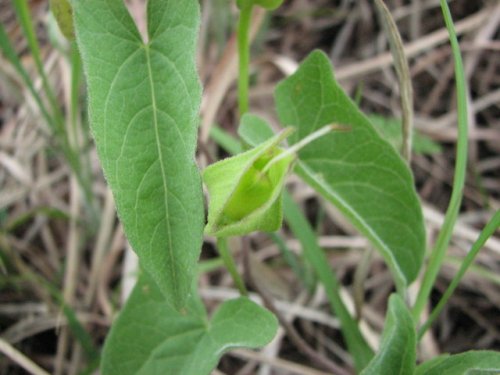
<box><xmin>275</xmin><ymin>50</ymin><xmax>425</xmax><ymax>287</ymax></box>
<box><xmin>102</xmin><ymin>272</ymin><xmax>278</xmax><ymax>375</ymax></box>
<box><xmin>361</xmin><ymin>294</ymin><xmax>416</xmax><ymax>375</ymax></box>
<box><xmin>73</xmin><ymin>0</ymin><xmax>204</xmax><ymax>308</ymax></box>
<box><xmin>204</xmin><ymin>128</ymin><xmax>294</xmax><ymax>237</ymax></box>
<box><xmin>415</xmin><ymin>351</ymin><xmax>500</xmax><ymax>375</ymax></box>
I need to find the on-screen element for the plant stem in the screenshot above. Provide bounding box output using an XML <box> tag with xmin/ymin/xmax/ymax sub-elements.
<box><xmin>418</xmin><ymin>210</ymin><xmax>500</xmax><ymax>339</ymax></box>
<box><xmin>237</xmin><ymin>5</ymin><xmax>253</xmax><ymax>116</ymax></box>
<box><xmin>216</xmin><ymin>237</ymin><xmax>248</xmax><ymax>296</ymax></box>
<box><xmin>412</xmin><ymin>0</ymin><xmax>468</xmax><ymax>322</ymax></box>
<box><xmin>262</xmin><ymin>124</ymin><xmax>348</xmax><ymax>174</ymax></box>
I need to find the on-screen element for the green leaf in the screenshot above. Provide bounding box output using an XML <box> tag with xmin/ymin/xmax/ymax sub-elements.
<box><xmin>238</xmin><ymin>114</ymin><xmax>276</xmax><ymax>147</ymax></box>
<box><xmin>415</xmin><ymin>351</ymin><xmax>500</xmax><ymax>375</ymax></box>
<box><xmin>50</xmin><ymin>0</ymin><xmax>74</xmax><ymax>39</ymax></box>
<box><xmin>275</xmin><ymin>50</ymin><xmax>426</xmax><ymax>288</ymax></box>
<box><xmin>360</xmin><ymin>294</ymin><xmax>416</xmax><ymax>375</ymax></box>
<box><xmin>204</xmin><ymin>129</ymin><xmax>294</xmax><ymax>237</ymax></box>
<box><xmin>73</xmin><ymin>0</ymin><xmax>204</xmax><ymax>309</ymax></box>
<box><xmin>102</xmin><ymin>272</ymin><xmax>278</xmax><ymax>375</ymax></box>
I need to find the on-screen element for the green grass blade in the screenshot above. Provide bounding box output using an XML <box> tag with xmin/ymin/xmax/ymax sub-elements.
<box><xmin>209</xmin><ymin>126</ymin><xmax>243</xmax><ymax>155</ymax></box>
<box><xmin>268</xmin><ymin>232</ymin><xmax>313</xmax><ymax>290</ymax></box>
<box><xmin>0</xmin><ymin>22</ymin><xmax>53</xmax><ymax>125</ymax></box>
<box><xmin>445</xmin><ymin>256</ymin><xmax>500</xmax><ymax>286</ymax></box>
<box><xmin>418</xmin><ymin>210</ymin><xmax>500</xmax><ymax>339</ymax></box>
<box><xmin>412</xmin><ymin>0</ymin><xmax>469</xmax><ymax>321</ymax></box>
<box><xmin>12</xmin><ymin>0</ymin><xmax>64</xmax><ymax>124</ymax></box>
<box><xmin>4</xmin><ymin>5</ymin><xmax>90</xmax><ymax>211</ymax></box>
<box><xmin>283</xmin><ymin>192</ymin><xmax>374</xmax><ymax>372</ymax></box>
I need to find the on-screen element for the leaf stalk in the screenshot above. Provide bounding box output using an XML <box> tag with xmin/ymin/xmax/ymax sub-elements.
<box><xmin>261</xmin><ymin>124</ymin><xmax>349</xmax><ymax>174</ymax></box>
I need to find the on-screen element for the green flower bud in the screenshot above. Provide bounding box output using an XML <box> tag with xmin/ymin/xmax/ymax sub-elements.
<box><xmin>203</xmin><ymin>129</ymin><xmax>295</xmax><ymax>237</ymax></box>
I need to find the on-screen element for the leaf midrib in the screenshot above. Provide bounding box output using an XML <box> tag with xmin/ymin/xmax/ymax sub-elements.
<box><xmin>144</xmin><ymin>43</ymin><xmax>177</xmax><ymax>299</ymax></box>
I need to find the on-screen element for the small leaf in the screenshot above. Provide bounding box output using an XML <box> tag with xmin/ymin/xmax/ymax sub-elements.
<box><xmin>415</xmin><ymin>351</ymin><xmax>500</xmax><ymax>375</ymax></box>
<box><xmin>74</xmin><ymin>0</ymin><xmax>204</xmax><ymax>309</ymax></box>
<box><xmin>238</xmin><ymin>114</ymin><xmax>276</xmax><ymax>147</ymax></box>
<box><xmin>360</xmin><ymin>294</ymin><xmax>416</xmax><ymax>375</ymax></box>
<box><xmin>102</xmin><ymin>272</ymin><xmax>278</xmax><ymax>375</ymax></box>
<box><xmin>204</xmin><ymin>129</ymin><xmax>294</xmax><ymax>237</ymax></box>
<box><xmin>50</xmin><ymin>0</ymin><xmax>74</xmax><ymax>39</ymax></box>
<box><xmin>275</xmin><ymin>50</ymin><xmax>426</xmax><ymax>288</ymax></box>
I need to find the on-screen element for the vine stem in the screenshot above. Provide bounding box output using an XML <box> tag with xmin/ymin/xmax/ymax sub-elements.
<box><xmin>237</xmin><ymin>5</ymin><xmax>253</xmax><ymax>116</ymax></box>
<box><xmin>216</xmin><ymin>237</ymin><xmax>248</xmax><ymax>296</ymax></box>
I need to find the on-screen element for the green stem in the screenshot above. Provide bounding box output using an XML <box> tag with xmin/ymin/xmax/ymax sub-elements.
<box><xmin>262</xmin><ymin>124</ymin><xmax>347</xmax><ymax>174</ymax></box>
<box><xmin>418</xmin><ymin>210</ymin><xmax>500</xmax><ymax>339</ymax></box>
<box><xmin>216</xmin><ymin>237</ymin><xmax>248</xmax><ymax>296</ymax></box>
<box><xmin>237</xmin><ymin>5</ymin><xmax>253</xmax><ymax>116</ymax></box>
<box><xmin>412</xmin><ymin>0</ymin><xmax>468</xmax><ymax>322</ymax></box>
